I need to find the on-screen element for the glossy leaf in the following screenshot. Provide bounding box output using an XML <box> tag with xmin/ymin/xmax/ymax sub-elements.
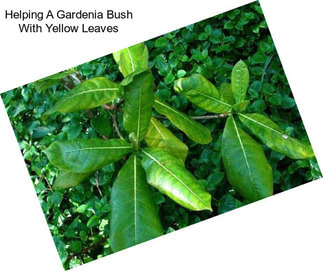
<box><xmin>44</xmin><ymin>138</ymin><xmax>133</xmax><ymax>173</ymax></box>
<box><xmin>110</xmin><ymin>154</ymin><xmax>163</xmax><ymax>252</ymax></box>
<box><xmin>219</xmin><ymin>83</ymin><xmax>234</xmax><ymax>105</ymax></box>
<box><xmin>238</xmin><ymin>113</ymin><xmax>314</xmax><ymax>159</ymax></box>
<box><xmin>153</xmin><ymin>98</ymin><xmax>212</xmax><ymax>144</ymax></box>
<box><xmin>145</xmin><ymin>117</ymin><xmax>188</xmax><ymax>161</ymax></box>
<box><xmin>141</xmin><ymin>148</ymin><xmax>212</xmax><ymax>211</ymax></box>
<box><xmin>53</xmin><ymin>170</ymin><xmax>93</xmax><ymax>190</ymax></box>
<box><xmin>232</xmin><ymin>100</ymin><xmax>250</xmax><ymax>112</ymax></box>
<box><xmin>123</xmin><ymin>71</ymin><xmax>154</xmax><ymax>142</ymax></box>
<box><xmin>174</xmin><ymin>74</ymin><xmax>232</xmax><ymax>113</ymax></box>
<box><xmin>34</xmin><ymin>69</ymin><xmax>75</xmax><ymax>92</ymax></box>
<box><xmin>44</xmin><ymin>77</ymin><xmax>121</xmax><ymax>116</ymax></box>
<box><xmin>221</xmin><ymin>116</ymin><xmax>273</xmax><ymax>201</ymax></box>
<box><xmin>113</xmin><ymin>43</ymin><xmax>149</xmax><ymax>77</ymax></box>
<box><xmin>231</xmin><ymin>60</ymin><xmax>249</xmax><ymax>103</ymax></box>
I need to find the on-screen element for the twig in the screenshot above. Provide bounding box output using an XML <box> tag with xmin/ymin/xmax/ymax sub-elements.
<box><xmin>104</xmin><ymin>106</ymin><xmax>125</xmax><ymax>140</ymax></box>
<box><xmin>190</xmin><ymin>114</ymin><xmax>230</xmax><ymax>119</ymax></box>
<box><xmin>95</xmin><ymin>172</ymin><xmax>103</xmax><ymax>197</ymax></box>
<box><xmin>70</xmin><ymin>73</ymin><xmax>81</xmax><ymax>84</ymax></box>
<box><xmin>154</xmin><ymin>114</ymin><xmax>230</xmax><ymax>120</ymax></box>
<box><xmin>43</xmin><ymin>176</ymin><xmax>53</xmax><ymax>192</ymax></box>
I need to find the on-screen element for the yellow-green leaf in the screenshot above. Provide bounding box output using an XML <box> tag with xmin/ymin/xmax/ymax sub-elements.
<box><xmin>153</xmin><ymin>98</ymin><xmax>212</xmax><ymax>144</ymax></box>
<box><xmin>113</xmin><ymin>43</ymin><xmax>149</xmax><ymax>77</ymax></box>
<box><xmin>141</xmin><ymin>148</ymin><xmax>212</xmax><ymax>211</ymax></box>
<box><xmin>174</xmin><ymin>74</ymin><xmax>232</xmax><ymax>113</ymax></box>
<box><xmin>231</xmin><ymin>60</ymin><xmax>249</xmax><ymax>103</ymax></box>
<box><xmin>145</xmin><ymin>117</ymin><xmax>188</xmax><ymax>161</ymax></box>
<box><xmin>44</xmin><ymin>77</ymin><xmax>121</xmax><ymax>116</ymax></box>
<box><xmin>219</xmin><ymin>83</ymin><xmax>234</xmax><ymax>105</ymax></box>
<box><xmin>238</xmin><ymin>113</ymin><xmax>314</xmax><ymax>159</ymax></box>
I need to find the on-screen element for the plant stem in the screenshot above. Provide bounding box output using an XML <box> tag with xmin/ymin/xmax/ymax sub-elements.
<box><xmin>190</xmin><ymin>114</ymin><xmax>230</xmax><ymax>119</ymax></box>
<box><xmin>104</xmin><ymin>106</ymin><xmax>125</xmax><ymax>140</ymax></box>
<box><xmin>70</xmin><ymin>73</ymin><xmax>81</xmax><ymax>84</ymax></box>
<box><xmin>155</xmin><ymin>113</ymin><xmax>230</xmax><ymax>120</ymax></box>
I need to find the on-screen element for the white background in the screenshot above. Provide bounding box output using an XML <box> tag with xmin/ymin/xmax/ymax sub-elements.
<box><xmin>0</xmin><ymin>0</ymin><xmax>322</xmax><ymax>270</ymax></box>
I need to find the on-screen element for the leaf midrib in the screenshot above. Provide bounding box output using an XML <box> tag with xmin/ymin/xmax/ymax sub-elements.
<box><xmin>127</xmin><ymin>48</ymin><xmax>135</xmax><ymax>72</ymax></box>
<box><xmin>142</xmin><ymin>149</ymin><xmax>207</xmax><ymax>207</ymax></box>
<box><xmin>62</xmin><ymin>146</ymin><xmax>132</xmax><ymax>153</ymax></box>
<box><xmin>231</xmin><ymin>117</ymin><xmax>260</xmax><ymax>197</ymax></box>
<box><xmin>151</xmin><ymin>119</ymin><xmax>166</xmax><ymax>140</ymax></box>
<box><xmin>189</xmin><ymin>89</ymin><xmax>232</xmax><ymax>108</ymax></box>
<box><xmin>64</xmin><ymin>88</ymin><xmax>119</xmax><ymax>101</ymax></box>
<box><xmin>154</xmin><ymin>100</ymin><xmax>197</xmax><ymax>128</ymax></box>
<box><xmin>238</xmin><ymin>113</ymin><xmax>307</xmax><ymax>148</ymax></box>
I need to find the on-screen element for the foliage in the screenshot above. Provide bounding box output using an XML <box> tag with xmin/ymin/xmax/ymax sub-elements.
<box><xmin>175</xmin><ymin>61</ymin><xmax>314</xmax><ymax>201</ymax></box>
<box><xmin>1</xmin><ymin>2</ymin><xmax>321</xmax><ymax>270</ymax></box>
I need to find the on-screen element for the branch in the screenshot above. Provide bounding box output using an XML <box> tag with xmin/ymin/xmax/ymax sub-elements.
<box><xmin>70</xmin><ymin>73</ymin><xmax>81</xmax><ymax>84</ymax></box>
<box><xmin>95</xmin><ymin>172</ymin><xmax>103</xmax><ymax>197</ymax></box>
<box><xmin>104</xmin><ymin>105</ymin><xmax>125</xmax><ymax>140</ymax></box>
<box><xmin>154</xmin><ymin>113</ymin><xmax>230</xmax><ymax>120</ymax></box>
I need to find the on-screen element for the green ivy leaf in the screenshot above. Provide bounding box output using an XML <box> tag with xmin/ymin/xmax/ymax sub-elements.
<box><xmin>44</xmin><ymin>138</ymin><xmax>133</xmax><ymax>173</ymax></box>
<box><xmin>238</xmin><ymin>113</ymin><xmax>314</xmax><ymax>159</ymax></box>
<box><xmin>113</xmin><ymin>43</ymin><xmax>149</xmax><ymax>77</ymax></box>
<box><xmin>44</xmin><ymin>77</ymin><xmax>121</xmax><ymax>116</ymax></box>
<box><xmin>221</xmin><ymin>116</ymin><xmax>273</xmax><ymax>201</ymax></box>
<box><xmin>231</xmin><ymin>60</ymin><xmax>249</xmax><ymax>103</ymax></box>
<box><xmin>110</xmin><ymin>154</ymin><xmax>163</xmax><ymax>252</ymax></box>
<box><xmin>174</xmin><ymin>74</ymin><xmax>232</xmax><ymax>113</ymax></box>
<box><xmin>123</xmin><ymin>70</ymin><xmax>154</xmax><ymax>142</ymax></box>
<box><xmin>141</xmin><ymin>148</ymin><xmax>212</xmax><ymax>211</ymax></box>
<box><xmin>145</xmin><ymin>117</ymin><xmax>188</xmax><ymax>161</ymax></box>
<box><xmin>153</xmin><ymin>98</ymin><xmax>212</xmax><ymax>144</ymax></box>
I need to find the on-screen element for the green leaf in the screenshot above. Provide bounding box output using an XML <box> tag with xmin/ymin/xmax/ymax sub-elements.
<box><xmin>110</xmin><ymin>154</ymin><xmax>163</xmax><ymax>252</ymax></box>
<box><xmin>44</xmin><ymin>77</ymin><xmax>121</xmax><ymax>116</ymax></box>
<box><xmin>87</xmin><ymin>215</ymin><xmax>100</xmax><ymax>228</ymax></box>
<box><xmin>69</xmin><ymin>241</ymin><xmax>82</xmax><ymax>253</ymax></box>
<box><xmin>231</xmin><ymin>60</ymin><xmax>249</xmax><ymax>103</ymax></box>
<box><xmin>232</xmin><ymin>100</ymin><xmax>250</xmax><ymax>112</ymax></box>
<box><xmin>113</xmin><ymin>42</ymin><xmax>149</xmax><ymax>77</ymax></box>
<box><xmin>153</xmin><ymin>98</ymin><xmax>212</xmax><ymax>144</ymax></box>
<box><xmin>219</xmin><ymin>83</ymin><xmax>234</xmax><ymax>105</ymax></box>
<box><xmin>141</xmin><ymin>148</ymin><xmax>212</xmax><ymax>211</ymax></box>
<box><xmin>145</xmin><ymin>117</ymin><xmax>188</xmax><ymax>161</ymax></box>
<box><xmin>123</xmin><ymin>70</ymin><xmax>154</xmax><ymax>142</ymax></box>
<box><xmin>53</xmin><ymin>170</ymin><xmax>93</xmax><ymax>190</ymax></box>
<box><xmin>238</xmin><ymin>113</ymin><xmax>314</xmax><ymax>159</ymax></box>
<box><xmin>174</xmin><ymin>74</ymin><xmax>232</xmax><ymax>113</ymax></box>
<box><xmin>221</xmin><ymin>116</ymin><xmax>273</xmax><ymax>201</ymax></box>
<box><xmin>34</xmin><ymin>69</ymin><xmax>75</xmax><ymax>92</ymax></box>
<box><xmin>44</xmin><ymin>138</ymin><xmax>133</xmax><ymax>173</ymax></box>
<box><xmin>91</xmin><ymin>112</ymin><xmax>112</xmax><ymax>138</ymax></box>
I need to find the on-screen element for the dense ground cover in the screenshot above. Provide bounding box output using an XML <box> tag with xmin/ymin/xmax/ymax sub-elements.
<box><xmin>1</xmin><ymin>2</ymin><xmax>321</xmax><ymax>269</ymax></box>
